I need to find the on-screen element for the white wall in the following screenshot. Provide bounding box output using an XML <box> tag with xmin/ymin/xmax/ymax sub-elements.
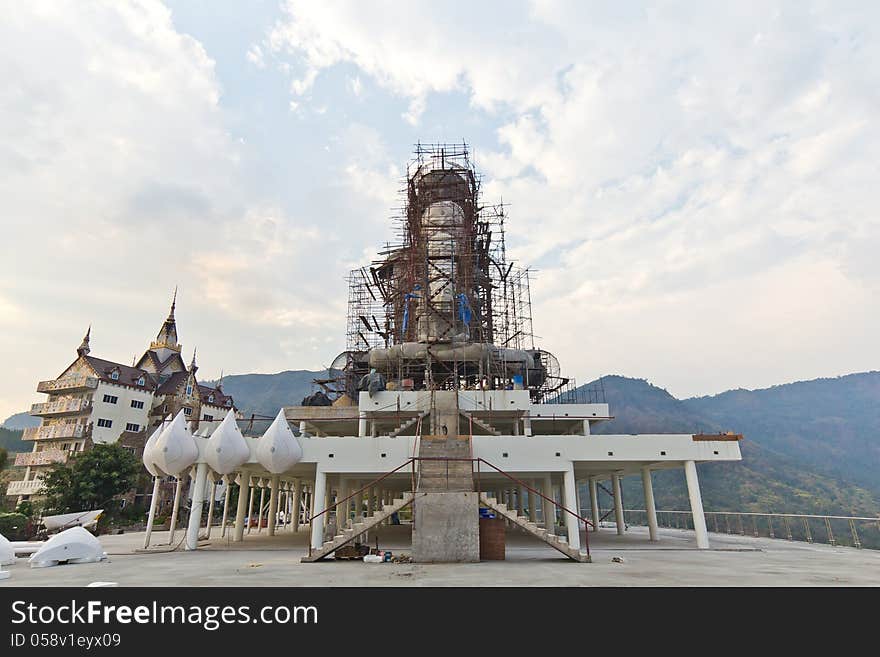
<box><xmin>89</xmin><ymin>381</ymin><xmax>152</xmax><ymax>443</ymax></box>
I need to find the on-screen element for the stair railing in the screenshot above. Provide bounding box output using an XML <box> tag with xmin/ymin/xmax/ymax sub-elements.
<box><xmin>306</xmin><ymin>457</ymin><xmax>417</xmax><ymax>558</ymax></box>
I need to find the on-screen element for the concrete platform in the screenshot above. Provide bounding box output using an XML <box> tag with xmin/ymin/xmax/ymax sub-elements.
<box><xmin>2</xmin><ymin>524</ymin><xmax>879</xmax><ymax>587</ymax></box>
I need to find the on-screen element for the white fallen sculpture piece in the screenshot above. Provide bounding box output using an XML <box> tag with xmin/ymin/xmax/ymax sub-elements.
<box><xmin>0</xmin><ymin>533</ymin><xmax>14</xmax><ymax>566</ymax></box>
<box><xmin>255</xmin><ymin>409</ymin><xmax>304</xmax><ymax>474</ymax></box>
<box><xmin>204</xmin><ymin>409</ymin><xmax>250</xmax><ymax>474</ymax></box>
<box><xmin>28</xmin><ymin>527</ymin><xmax>107</xmax><ymax>569</ymax></box>
<box><xmin>152</xmin><ymin>410</ymin><xmax>199</xmax><ymax>476</ymax></box>
<box><xmin>42</xmin><ymin>509</ymin><xmax>103</xmax><ymax>532</ymax></box>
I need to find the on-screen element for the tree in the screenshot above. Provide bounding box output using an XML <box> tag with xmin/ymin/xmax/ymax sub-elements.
<box><xmin>40</xmin><ymin>443</ymin><xmax>141</xmax><ymax>514</ymax></box>
<box><xmin>0</xmin><ymin>447</ymin><xmax>7</xmax><ymax>470</ymax></box>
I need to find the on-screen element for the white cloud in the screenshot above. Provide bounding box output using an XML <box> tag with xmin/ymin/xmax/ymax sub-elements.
<box><xmin>262</xmin><ymin>0</ymin><xmax>880</xmax><ymax>396</ymax></box>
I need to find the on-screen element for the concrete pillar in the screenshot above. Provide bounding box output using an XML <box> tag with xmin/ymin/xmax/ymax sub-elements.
<box><xmin>542</xmin><ymin>474</ymin><xmax>555</xmax><ymax>534</ymax></box>
<box><xmin>220</xmin><ymin>476</ymin><xmax>231</xmax><ymax>538</ymax></box>
<box><xmin>257</xmin><ymin>483</ymin><xmax>266</xmax><ymax>533</ymax></box>
<box><xmin>523</xmin><ymin>416</ymin><xmax>532</xmax><ymax>437</ymax></box>
<box><xmin>612</xmin><ymin>474</ymin><xmax>625</xmax><ymax>535</ymax></box>
<box><xmin>267</xmin><ymin>475</ymin><xmax>280</xmax><ymax>536</ymax></box>
<box><xmin>641</xmin><ymin>467</ymin><xmax>659</xmax><ymax>542</ymax></box>
<box><xmin>310</xmin><ymin>469</ymin><xmax>327</xmax><ymax>550</ymax></box>
<box><xmin>528</xmin><ymin>480</ymin><xmax>537</xmax><ymax>522</ymax></box>
<box><xmin>336</xmin><ymin>478</ymin><xmax>349</xmax><ymax>529</ymax></box>
<box><xmin>185</xmin><ymin>462</ymin><xmax>209</xmax><ymax>551</ymax></box>
<box><xmin>582</xmin><ymin>419</ymin><xmax>591</xmax><ymax>435</ymax></box>
<box><xmin>684</xmin><ymin>460</ymin><xmax>710</xmax><ymax>549</ymax></box>
<box><xmin>589</xmin><ymin>477</ymin><xmax>600</xmax><ymax>532</ymax></box>
<box><xmin>518</xmin><ymin>486</ymin><xmax>526</xmax><ymax>516</ymax></box>
<box><xmin>205</xmin><ymin>479</ymin><xmax>217</xmax><ymax>539</ymax></box>
<box><xmin>367</xmin><ymin>486</ymin><xmax>375</xmax><ymax>516</ymax></box>
<box><xmin>233</xmin><ymin>472</ymin><xmax>250</xmax><ymax>542</ymax></box>
<box><xmin>299</xmin><ymin>420</ymin><xmax>307</xmax><ymax>437</ymax></box>
<box><xmin>292</xmin><ymin>478</ymin><xmax>302</xmax><ymax>532</ymax></box>
<box><xmin>563</xmin><ymin>463</ymin><xmax>581</xmax><ymax>551</ymax></box>
<box><xmin>358</xmin><ymin>413</ymin><xmax>367</xmax><ymax>437</ymax></box>
<box><xmin>143</xmin><ymin>476</ymin><xmax>160</xmax><ymax>549</ymax></box>
<box><xmin>246</xmin><ymin>479</ymin><xmax>256</xmax><ymax>535</ymax></box>
<box><xmin>168</xmin><ymin>476</ymin><xmax>184</xmax><ymax>545</ymax></box>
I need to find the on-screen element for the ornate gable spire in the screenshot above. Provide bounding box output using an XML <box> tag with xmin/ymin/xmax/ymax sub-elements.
<box><xmin>150</xmin><ymin>287</ymin><xmax>181</xmax><ymax>353</ymax></box>
<box><xmin>189</xmin><ymin>347</ymin><xmax>198</xmax><ymax>374</ymax></box>
<box><xmin>77</xmin><ymin>326</ymin><xmax>91</xmax><ymax>357</ymax></box>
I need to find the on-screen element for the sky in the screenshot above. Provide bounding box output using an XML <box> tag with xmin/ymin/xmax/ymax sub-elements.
<box><xmin>1</xmin><ymin>1</ymin><xmax>878</xmax><ymax>420</ymax></box>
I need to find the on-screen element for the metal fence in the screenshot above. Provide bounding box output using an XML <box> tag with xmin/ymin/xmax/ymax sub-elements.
<box><xmin>623</xmin><ymin>509</ymin><xmax>880</xmax><ymax>549</ymax></box>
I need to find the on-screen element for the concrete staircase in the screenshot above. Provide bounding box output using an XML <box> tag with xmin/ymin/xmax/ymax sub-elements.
<box><xmin>479</xmin><ymin>494</ymin><xmax>590</xmax><ymax>562</ymax></box>
<box><xmin>467</xmin><ymin>415</ymin><xmax>501</xmax><ymax>436</ymax></box>
<box><xmin>418</xmin><ymin>437</ymin><xmax>474</xmax><ymax>492</ymax></box>
<box><xmin>301</xmin><ymin>492</ymin><xmax>414</xmax><ymax>562</ymax></box>
<box><xmin>389</xmin><ymin>411</ymin><xmax>429</xmax><ymax>437</ymax></box>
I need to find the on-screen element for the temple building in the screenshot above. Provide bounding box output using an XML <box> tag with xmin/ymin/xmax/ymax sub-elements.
<box><xmin>7</xmin><ymin>293</ymin><xmax>234</xmax><ymax>504</ymax></box>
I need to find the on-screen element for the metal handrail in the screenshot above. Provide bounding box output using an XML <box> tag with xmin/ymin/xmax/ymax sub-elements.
<box><xmin>623</xmin><ymin>508</ymin><xmax>880</xmax><ymax>549</ymax></box>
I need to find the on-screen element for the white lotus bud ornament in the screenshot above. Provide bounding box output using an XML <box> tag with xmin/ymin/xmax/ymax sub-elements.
<box><xmin>152</xmin><ymin>410</ymin><xmax>198</xmax><ymax>476</ymax></box>
<box><xmin>142</xmin><ymin>416</ymin><xmax>171</xmax><ymax>476</ymax></box>
<box><xmin>204</xmin><ymin>410</ymin><xmax>250</xmax><ymax>474</ymax></box>
<box><xmin>255</xmin><ymin>409</ymin><xmax>303</xmax><ymax>474</ymax></box>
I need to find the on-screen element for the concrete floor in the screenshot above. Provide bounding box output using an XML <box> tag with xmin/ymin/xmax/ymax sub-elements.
<box><xmin>3</xmin><ymin>523</ymin><xmax>879</xmax><ymax>587</ymax></box>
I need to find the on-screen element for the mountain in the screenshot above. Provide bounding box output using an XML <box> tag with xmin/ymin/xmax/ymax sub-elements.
<box><xmin>0</xmin><ymin>427</ymin><xmax>28</xmax><ymax>453</ymax></box>
<box><xmin>204</xmin><ymin>370</ymin><xmax>326</xmax><ymax>418</ymax></box>
<box><xmin>589</xmin><ymin>375</ymin><xmax>880</xmax><ymax>518</ymax></box>
<box><xmin>2</xmin><ymin>412</ymin><xmax>39</xmax><ymax>430</ymax></box>
<box><xmin>684</xmin><ymin>372</ymin><xmax>880</xmax><ymax>496</ymax></box>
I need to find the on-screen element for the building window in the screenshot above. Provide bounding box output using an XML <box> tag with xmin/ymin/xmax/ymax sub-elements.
<box><xmin>203</xmin><ymin>414</ymin><xmax>214</xmax><ymax>422</ymax></box>
<box><xmin>103</xmin><ymin>394</ymin><xmax>118</xmax><ymax>404</ymax></box>
<box><xmin>185</xmin><ymin>384</ymin><xmax>193</xmax><ymax>396</ymax></box>
<box><xmin>183</xmin><ymin>407</ymin><xmax>192</xmax><ymax>416</ymax></box>
<box><xmin>125</xmin><ymin>423</ymin><xmax>140</xmax><ymax>432</ymax></box>
<box><xmin>61</xmin><ymin>443</ymin><xmax>70</xmax><ymax>451</ymax></box>
<box><xmin>208</xmin><ymin>394</ymin><xmax>214</xmax><ymax>403</ymax></box>
<box><xmin>137</xmin><ymin>376</ymin><xmax>145</xmax><ymax>386</ymax></box>
<box><xmin>111</xmin><ymin>371</ymin><xmax>119</xmax><ymax>380</ymax></box>
<box><xmin>97</xmin><ymin>418</ymin><xmax>112</xmax><ymax>428</ymax></box>
<box><xmin>226</xmin><ymin>400</ymin><xmax>232</xmax><ymax>406</ymax></box>
<box><xmin>131</xmin><ymin>399</ymin><xmax>144</xmax><ymax>409</ymax></box>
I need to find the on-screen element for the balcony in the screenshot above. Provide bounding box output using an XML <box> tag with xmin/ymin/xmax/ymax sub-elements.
<box><xmin>36</xmin><ymin>374</ymin><xmax>99</xmax><ymax>394</ymax></box>
<box><xmin>22</xmin><ymin>424</ymin><xmax>88</xmax><ymax>441</ymax></box>
<box><xmin>6</xmin><ymin>478</ymin><xmax>45</xmax><ymax>496</ymax></box>
<box><xmin>30</xmin><ymin>398</ymin><xmax>92</xmax><ymax>417</ymax></box>
<box><xmin>14</xmin><ymin>450</ymin><xmax>68</xmax><ymax>467</ymax></box>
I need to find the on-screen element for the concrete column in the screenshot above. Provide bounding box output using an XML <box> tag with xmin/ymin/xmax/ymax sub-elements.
<box><xmin>367</xmin><ymin>486</ymin><xmax>375</xmax><ymax>516</ymax></box>
<box><xmin>336</xmin><ymin>478</ymin><xmax>349</xmax><ymax>529</ymax></box>
<box><xmin>528</xmin><ymin>480</ymin><xmax>537</xmax><ymax>522</ymax></box>
<box><xmin>542</xmin><ymin>474</ymin><xmax>555</xmax><ymax>534</ymax></box>
<box><xmin>518</xmin><ymin>486</ymin><xmax>526</xmax><ymax>515</ymax></box>
<box><xmin>310</xmin><ymin>469</ymin><xmax>327</xmax><ymax>550</ymax></box>
<box><xmin>641</xmin><ymin>467</ymin><xmax>659</xmax><ymax>542</ymax></box>
<box><xmin>185</xmin><ymin>462</ymin><xmax>209</xmax><ymax>551</ymax></box>
<box><xmin>523</xmin><ymin>416</ymin><xmax>532</xmax><ymax>437</ymax></box>
<box><xmin>233</xmin><ymin>472</ymin><xmax>250</xmax><ymax>542</ymax></box>
<box><xmin>143</xmin><ymin>476</ymin><xmax>161</xmax><ymax>549</ymax></box>
<box><xmin>205</xmin><ymin>479</ymin><xmax>217</xmax><ymax>539</ymax></box>
<box><xmin>582</xmin><ymin>419</ymin><xmax>591</xmax><ymax>435</ymax></box>
<box><xmin>684</xmin><ymin>460</ymin><xmax>710</xmax><ymax>549</ymax></box>
<box><xmin>562</xmin><ymin>463</ymin><xmax>581</xmax><ymax>551</ymax></box>
<box><xmin>589</xmin><ymin>477</ymin><xmax>600</xmax><ymax>532</ymax></box>
<box><xmin>292</xmin><ymin>478</ymin><xmax>302</xmax><ymax>532</ymax></box>
<box><xmin>299</xmin><ymin>420</ymin><xmax>307</xmax><ymax>437</ymax></box>
<box><xmin>257</xmin><ymin>483</ymin><xmax>267</xmax><ymax>533</ymax></box>
<box><xmin>267</xmin><ymin>475</ymin><xmax>280</xmax><ymax>536</ymax></box>
<box><xmin>358</xmin><ymin>413</ymin><xmax>367</xmax><ymax>437</ymax></box>
<box><xmin>612</xmin><ymin>474</ymin><xmax>625</xmax><ymax>535</ymax></box>
<box><xmin>168</xmin><ymin>476</ymin><xmax>184</xmax><ymax>545</ymax></box>
<box><xmin>246</xmin><ymin>479</ymin><xmax>256</xmax><ymax>535</ymax></box>
<box><xmin>220</xmin><ymin>476</ymin><xmax>231</xmax><ymax>538</ymax></box>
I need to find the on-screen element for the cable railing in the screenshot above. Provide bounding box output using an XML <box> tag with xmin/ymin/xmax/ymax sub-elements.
<box><xmin>623</xmin><ymin>509</ymin><xmax>880</xmax><ymax>549</ymax></box>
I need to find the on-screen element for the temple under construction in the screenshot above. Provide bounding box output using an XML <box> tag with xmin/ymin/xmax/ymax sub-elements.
<box><xmin>140</xmin><ymin>143</ymin><xmax>742</xmax><ymax>563</ymax></box>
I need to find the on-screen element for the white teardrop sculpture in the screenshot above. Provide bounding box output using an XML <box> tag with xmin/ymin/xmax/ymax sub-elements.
<box><xmin>142</xmin><ymin>417</ymin><xmax>171</xmax><ymax>476</ymax></box>
<box><xmin>152</xmin><ymin>410</ymin><xmax>199</xmax><ymax>476</ymax></box>
<box><xmin>0</xmin><ymin>533</ymin><xmax>15</xmax><ymax>566</ymax></box>
<box><xmin>204</xmin><ymin>410</ymin><xmax>249</xmax><ymax>474</ymax></box>
<box><xmin>255</xmin><ymin>409</ymin><xmax>303</xmax><ymax>474</ymax></box>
